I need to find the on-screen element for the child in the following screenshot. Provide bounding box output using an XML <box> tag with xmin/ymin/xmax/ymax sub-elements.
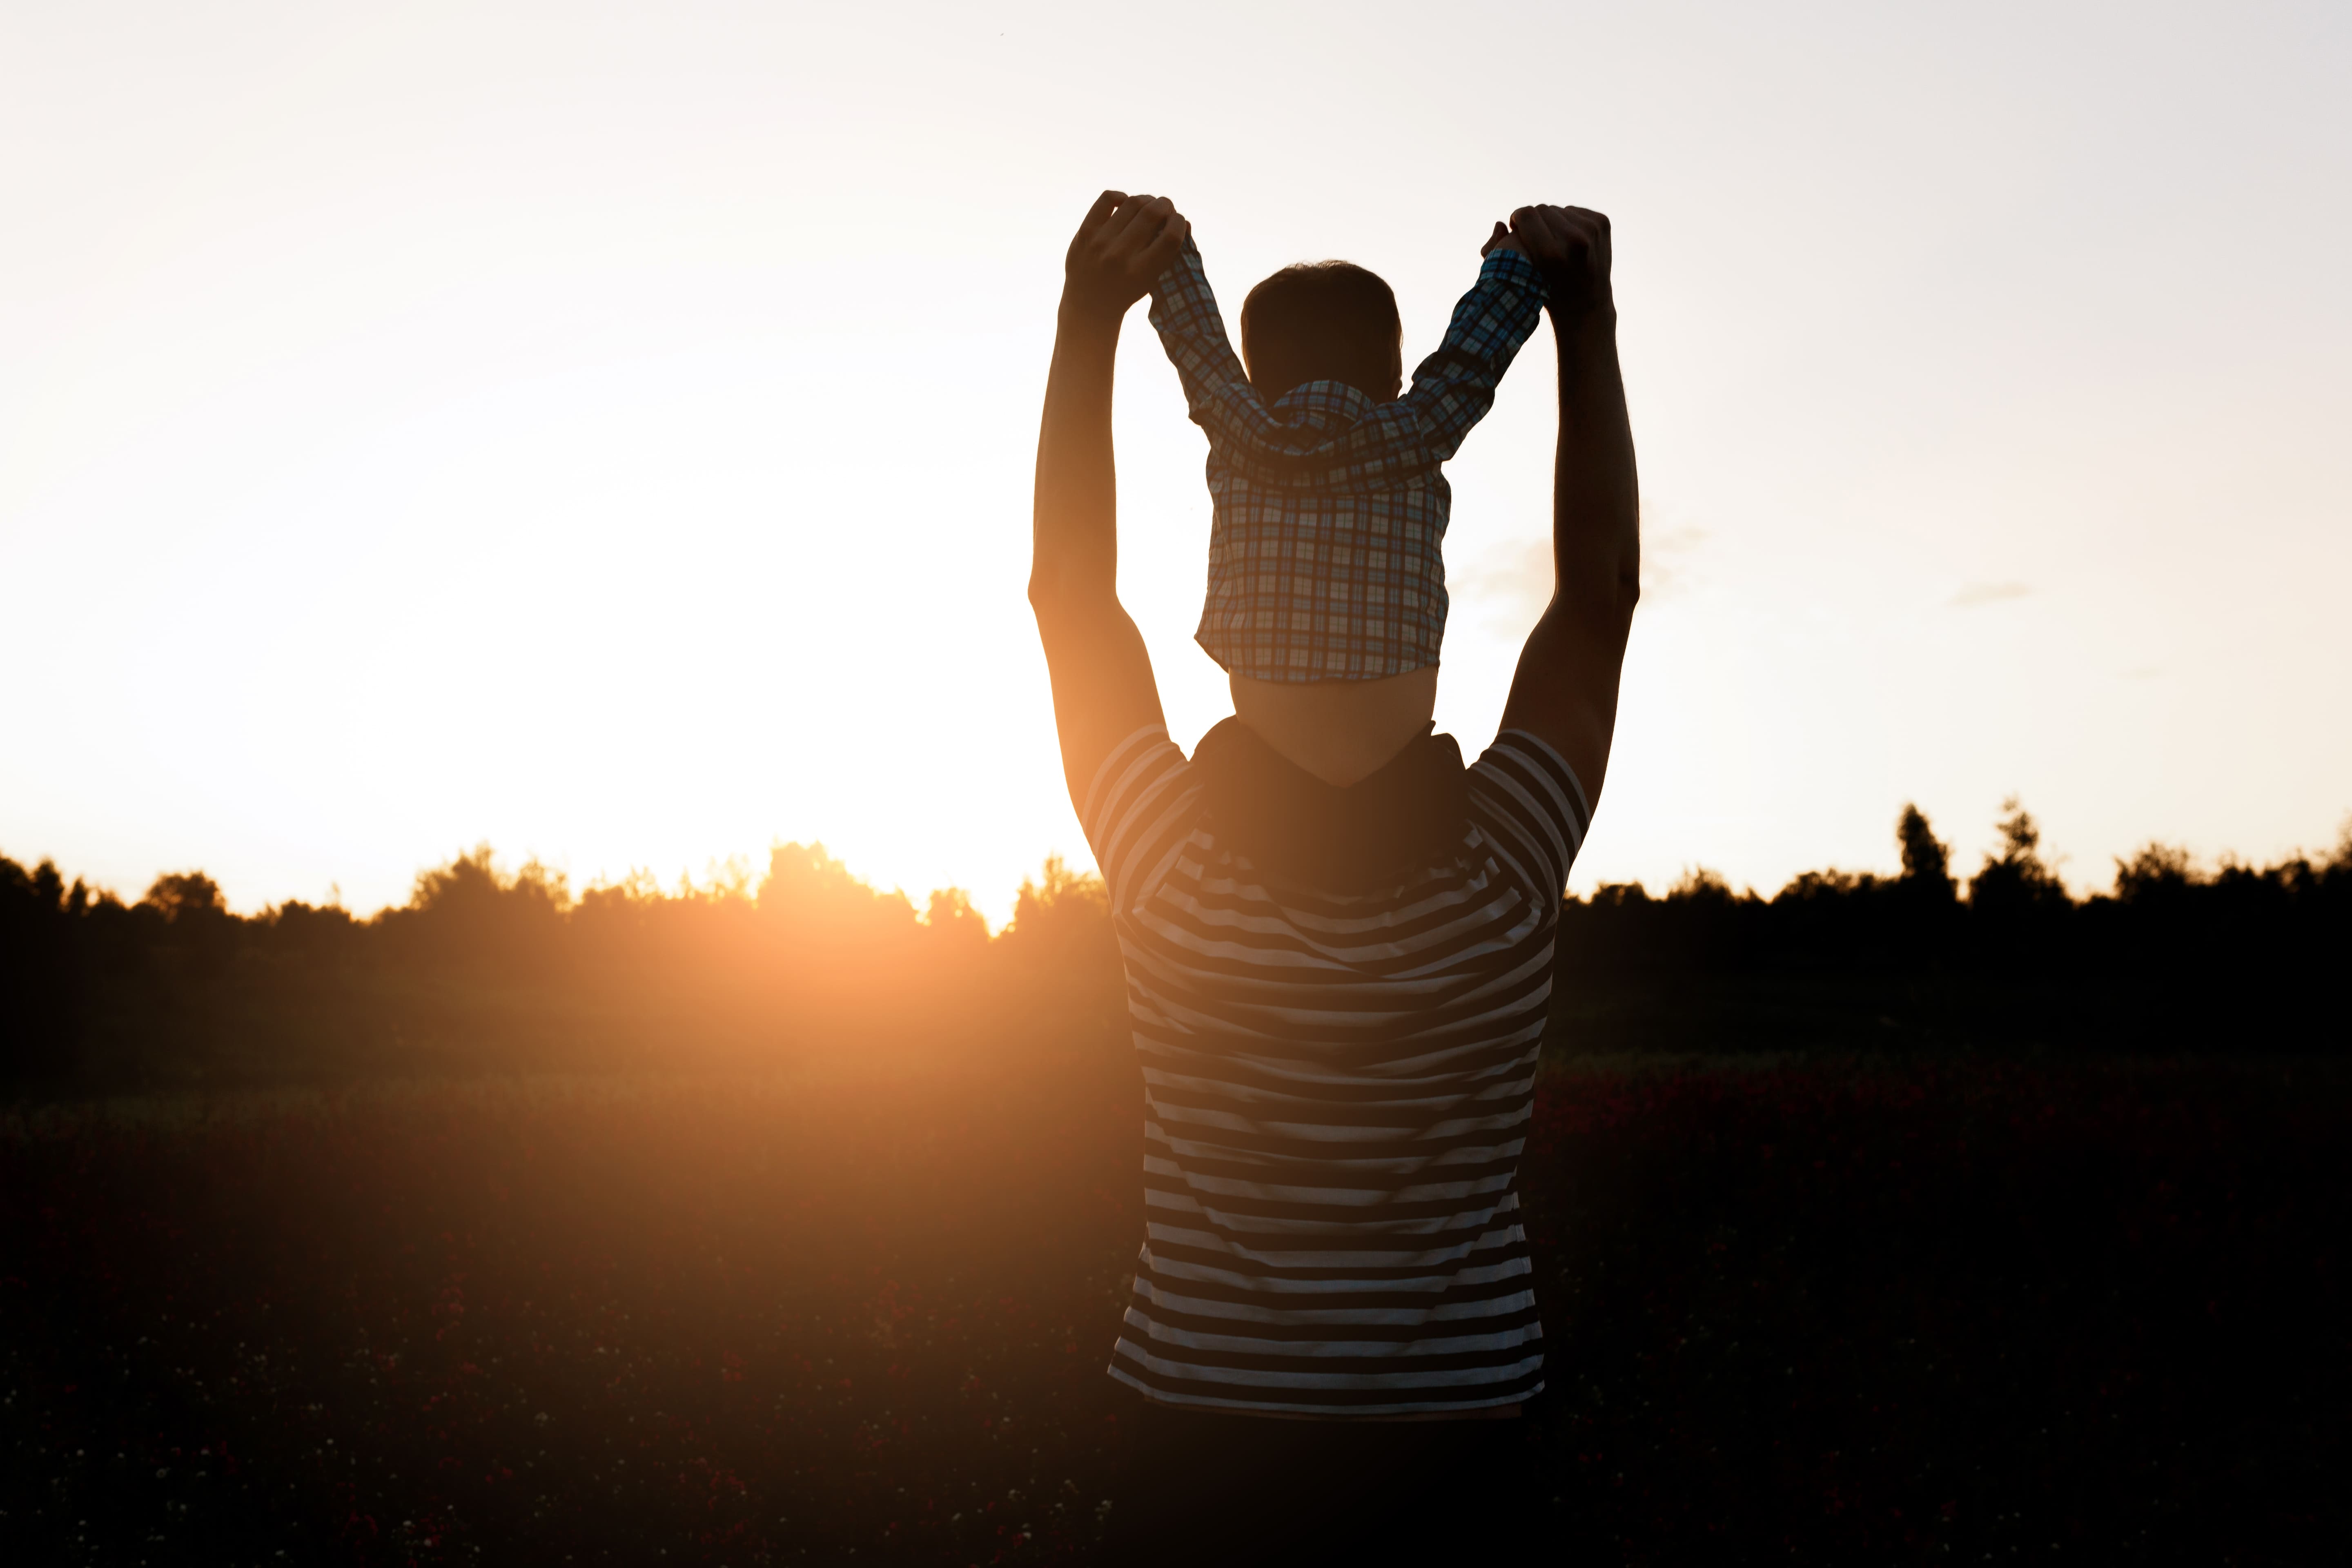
<box><xmin>1147</xmin><ymin>225</ymin><xmax>1547</xmax><ymax>691</ymax></box>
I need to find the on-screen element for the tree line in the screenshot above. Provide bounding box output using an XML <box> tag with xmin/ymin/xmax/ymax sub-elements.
<box><xmin>1551</xmin><ymin>801</ymin><xmax>2349</xmax><ymax>1055</ymax></box>
<box><xmin>4</xmin><ymin>799</ymin><xmax>2346</xmax><ymax>1092</ymax></box>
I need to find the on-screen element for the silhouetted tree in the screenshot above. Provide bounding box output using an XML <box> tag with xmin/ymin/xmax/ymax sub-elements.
<box><xmin>2114</xmin><ymin>844</ymin><xmax>2196</xmax><ymax>905</ymax></box>
<box><xmin>410</xmin><ymin>846</ymin><xmax>570</xmax><ymax>920</ymax></box>
<box><xmin>758</xmin><ymin>842</ymin><xmax>918</xmax><ymax>945</ymax></box>
<box><xmin>384</xmin><ymin>845</ymin><xmax>571</xmax><ymax>979</ymax></box>
<box><xmin>1006</xmin><ymin>855</ymin><xmax>1113</xmax><ymax>956</ymax></box>
<box><xmin>143</xmin><ymin>870</ymin><xmax>226</xmax><ymax>921</ymax></box>
<box><xmin>997</xmin><ymin>855</ymin><xmax>1121</xmax><ymax>1038</ymax></box>
<box><xmin>1776</xmin><ymin>870</ymin><xmax>1876</xmax><ymax>903</ymax></box>
<box><xmin>1969</xmin><ymin>797</ymin><xmax>2067</xmax><ymax>914</ymax></box>
<box><xmin>1669</xmin><ymin>866</ymin><xmax>1739</xmax><ymax>905</ymax></box>
<box><xmin>1896</xmin><ymin>805</ymin><xmax>1956</xmax><ymax>902</ymax></box>
<box><xmin>0</xmin><ymin>857</ymin><xmax>77</xmax><ymax>1082</ymax></box>
<box><xmin>922</xmin><ymin>888</ymin><xmax>991</xmax><ymax>957</ymax></box>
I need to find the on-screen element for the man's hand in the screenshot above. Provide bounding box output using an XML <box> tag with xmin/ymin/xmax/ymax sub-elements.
<box><xmin>1062</xmin><ymin>191</ymin><xmax>1189</xmax><ymax>323</ymax></box>
<box><xmin>1506</xmin><ymin>205</ymin><xmax>1613</xmax><ymax>324</ymax></box>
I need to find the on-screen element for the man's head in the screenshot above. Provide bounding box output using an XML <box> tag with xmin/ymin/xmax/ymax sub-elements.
<box><xmin>1239</xmin><ymin>262</ymin><xmax>1403</xmax><ymax>404</ymax></box>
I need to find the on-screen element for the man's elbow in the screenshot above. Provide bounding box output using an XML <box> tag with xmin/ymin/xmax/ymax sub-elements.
<box><xmin>1026</xmin><ymin>574</ymin><xmax>1070</xmax><ymax>636</ymax></box>
<box><xmin>1027</xmin><ymin>568</ymin><xmax>1115</xmax><ymax>631</ymax></box>
<box><xmin>1027</xmin><ymin>557</ymin><xmax>1075</xmax><ymax>611</ymax></box>
<box><xmin>1554</xmin><ymin>560</ymin><xmax>1639</xmax><ymax>631</ymax></box>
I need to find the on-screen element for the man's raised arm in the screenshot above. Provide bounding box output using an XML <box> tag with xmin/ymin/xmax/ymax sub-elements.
<box><xmin>1496</xmin><ymin>205</ymin><xmax>1641</xmax><ymax>806</ymax></box>
<box><xmin>1029</xmin><ymin>192</ymin><xmax>1189</xmax><ymax>814</ymax></box>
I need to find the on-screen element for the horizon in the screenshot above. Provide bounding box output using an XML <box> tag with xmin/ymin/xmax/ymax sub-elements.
<box><xmin>16</xmin><ymin>788</ymin><xmax>2345</xmax><ymax>925</ymax></box>
<box><xmin>5</xmin><ymin>2</ymin><xmax>2349</xmax><ymax>924</ymax></box>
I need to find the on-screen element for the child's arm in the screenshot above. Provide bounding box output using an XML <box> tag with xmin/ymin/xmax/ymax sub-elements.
<box><xmin>1146</xmin><ymin>226</ymin><xmax>1541</xmax><ymax>481</ymax></box>
<box><xmin>1146</xmin><ymin>234</ymin><xmax>1281</xmax><ymax>454</ymax></box>
<box><xmin>1390</xmin><ymin>236</ymin><xmax>1549</xmax><ymax>463</ymax></box>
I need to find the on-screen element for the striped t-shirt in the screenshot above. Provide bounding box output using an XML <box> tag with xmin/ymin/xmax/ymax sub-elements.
<box><xmin>1082</xmin><ymin>724</ymin><xmax>1590</xmax><ymax>1418</ymax></box>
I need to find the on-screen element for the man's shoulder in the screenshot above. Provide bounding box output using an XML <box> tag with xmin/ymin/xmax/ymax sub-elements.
<box><xmin>1081</xmin><ymin>726</ymin><xmax>1200</xmax><ymax>881</ymax></box>
<box><xmin>1466</xmin><ymin>730</ymin><xmax>1591</xmax><ymax>901</ymax></box>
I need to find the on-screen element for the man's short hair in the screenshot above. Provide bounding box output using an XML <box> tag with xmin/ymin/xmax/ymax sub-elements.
<box><xmin>1239</xmin><ymin>262</ymin><xmax>1402</xmax><ymax>403</ymax></box>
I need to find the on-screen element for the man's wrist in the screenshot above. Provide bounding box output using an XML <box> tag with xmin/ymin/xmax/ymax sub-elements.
<box><xmin>1057</xmin><ymin>290</ymin><xmax>1131</xmax><ymax>336</ymax></box>
<box><xmin>1546</xmin><ymin>284</ymin><xmax>1617</xmax><ymax>326</ymax></box>
<box><xmin>1549</xmin><ymin>302</ymin><xmax>1618</xmax><ymax>354</ymax></box>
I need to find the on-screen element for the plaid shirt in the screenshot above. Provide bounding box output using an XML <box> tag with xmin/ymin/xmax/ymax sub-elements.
<box><xmin>1148</xmin><ymin>236</ymin><xmax>1546</xmax><ymax>682</ymax></box>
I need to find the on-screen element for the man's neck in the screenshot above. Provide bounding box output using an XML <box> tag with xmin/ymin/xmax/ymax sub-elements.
<box><xmin>1227</xmin><ymin>666</ymin><xmax>1439</xmax><ymax>788</ymax></box>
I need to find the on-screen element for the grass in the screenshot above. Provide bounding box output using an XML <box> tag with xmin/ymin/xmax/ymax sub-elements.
<box><xmin>3</xmin><ymin>1049</ymin><xmax>2345</xmax><ymax>1564</ymax></box>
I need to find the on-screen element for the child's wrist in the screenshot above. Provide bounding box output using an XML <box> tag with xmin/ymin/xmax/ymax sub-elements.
<box><xmin>1483</xmin><ymin>247</ymin><xmax>1540</xmax><ymax>282</ymax></box>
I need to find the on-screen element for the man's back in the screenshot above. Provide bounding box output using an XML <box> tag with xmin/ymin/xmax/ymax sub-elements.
<box><xmin>1082</xmin><ymin>722</ymin><xmax>1590</xmax><ymax>1417</ymax></box>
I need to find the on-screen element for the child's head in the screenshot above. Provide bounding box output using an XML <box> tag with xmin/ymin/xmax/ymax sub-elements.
<box><xmin>1240</xmin><ymin>263</ymin><xmax>1403</xmax><ymax>404</ymax></box>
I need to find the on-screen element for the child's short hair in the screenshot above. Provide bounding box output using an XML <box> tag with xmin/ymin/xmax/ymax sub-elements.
<box><xmin>1239</xmin><ymin>262</ymin><xmax>1402</xmax><ymax>403</ymax></box>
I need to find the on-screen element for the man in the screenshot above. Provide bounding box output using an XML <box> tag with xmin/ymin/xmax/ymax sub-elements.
<box><xmin>1029</xmin><ymin>192</ymin><xmax>1639</xmax><ymax>1561</ymax></box>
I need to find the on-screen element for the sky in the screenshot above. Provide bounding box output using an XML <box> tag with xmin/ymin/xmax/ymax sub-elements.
<box><xmin>4</xmin><ymin>0</ymin><xmax>2348</xmax><ymax>922</ymax></box>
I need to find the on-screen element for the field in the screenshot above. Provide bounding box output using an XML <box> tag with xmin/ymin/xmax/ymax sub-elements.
<box><xmin>4</xmin><ymin>1051</ymin><xmax>2346</xmax><ymax>1565</ymax></box>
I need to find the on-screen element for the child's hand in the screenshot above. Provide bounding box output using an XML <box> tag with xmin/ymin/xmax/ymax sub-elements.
<box><xmin>1480</xmin><ymin>220</ymin><xmax>1529</xmax><ymax>260</ymax></box>
<box><xmin>1062</xmin><ymin>192</ymin><xmax>1190</xmax><ymax>322</ymax></box>
<box><xmin>1506</xmin><ymin>205</ymin><xmax>1614</xmax><ymax>323</ymax></box>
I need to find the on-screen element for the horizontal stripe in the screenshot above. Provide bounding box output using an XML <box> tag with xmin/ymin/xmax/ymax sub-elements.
<box><xmin>1136</xmin><ymin>1280</ymin><xmax>1539</xmax><ymax>1326</ymax></box>
<box><xmin>1106</xmin><ymin>1363</ymin><xmax>1544</xmax><ymax>1418</ymax></box>
<box><xmin>1120</xmin><ymin>1311</ymin><xmax>1544</xmax><ymax>1358</ymax></box>
<box><xmin>1141</xmin><ymin>1246</ymin><xmax>1535</xmax><ymax>1293</ymax></box>
<box><xmin>1113</xmin><ymin>1339</ymin><xmax>1548</xmax><ymax>1388</ymax></box>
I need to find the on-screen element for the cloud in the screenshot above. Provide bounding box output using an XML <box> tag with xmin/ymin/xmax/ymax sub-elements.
<box><xmin>1642</xmin><ymin>526</ymin><xmax>1706</xmax><ymax>601</ymax></box>
<box><xmin>1457</xmin><ymin>524</ymin><xmax>1708</xmax><ymax>636</ymax></box>
<box><xmin>1951</xmin><ymin>580</ymin><xmax>2031</xmax><ymax>608</ymax></box>
<box><xmin>1457</xmin><ymin>538</ymin><xmax>1555</xmax><ymax>631</ymax></box>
